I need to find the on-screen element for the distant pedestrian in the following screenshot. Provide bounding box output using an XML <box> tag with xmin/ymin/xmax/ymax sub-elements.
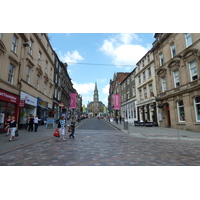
<box><xmin>9</xmin><ymin>116</ymin><xmax>18</xmax><ymax>142</ymax></box>
<box><xmin>116</xmin><ymin>116</ymin><xmax>118</xmax><ymax>124</ymax></box>
<box><xmin>28</xmin><ymin>115</ymin><xmax>34</xmax><ymax>132</ymax></box>
<box><xmin>34</xmin><ymin>115</ymin><xmax>41</xmax><ymax>132</ymax></box>
<box><xmin>69</xmin><ymin>118</ymin><xmax>76</xmax><ymax>139</ymax></box>
<box><xmin>58</xmin><ymin>116</ymin><xmax>66</xmax><ymax>140</ymax></box>
<box><xmin>5</xmin><ymin>116</ymin><xmax>11</xmax><ymax>136</ymax></box>
<box><xmin>119</xmin><ymin>116</ymin><xmax>122</xmax><ymax>124</ymax></box>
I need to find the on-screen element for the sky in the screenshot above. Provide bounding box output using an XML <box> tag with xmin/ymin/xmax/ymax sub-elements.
<box><xmin>48</xmin><ymin>33</ymin><xmax>155</xmax><ymax>107</ymax></box>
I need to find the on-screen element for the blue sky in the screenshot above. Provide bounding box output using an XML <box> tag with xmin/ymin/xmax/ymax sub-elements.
<box><xmin>48</xmin><ymin>33</ymin><xmax>155</xmax><ymax>107</ymax></box>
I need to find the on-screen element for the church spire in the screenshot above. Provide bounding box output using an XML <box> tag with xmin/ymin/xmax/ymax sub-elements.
<box><xmin>93</xmin><ymin>82</ymin><xmax>99</xmax><ymax>102</ymax></box>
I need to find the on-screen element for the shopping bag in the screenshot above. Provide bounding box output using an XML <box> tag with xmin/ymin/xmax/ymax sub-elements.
<box><xmin>15</xmin><ymin>130</ymin><xmax>19</xmax><ymax>137</ymax></box>
<box><xmin>53</xmin><ymin>129</ymin><xmax>59</xmax><ymax>137</ymax></box>
<box><xmin>68</xmin><ymin>126</ymin><xmax>71</xmax><ymax>132</ymax></box>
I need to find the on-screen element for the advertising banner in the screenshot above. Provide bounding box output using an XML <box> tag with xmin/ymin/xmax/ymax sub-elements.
<box><xmin>70</xmin><ymin>93</ymin><xmax>76</xmax><ymax>109</ymax></box>
<box><xmin>114</xmin><ymin>94</ymin><xmax>120</xmax><ymax>110</ymax></box>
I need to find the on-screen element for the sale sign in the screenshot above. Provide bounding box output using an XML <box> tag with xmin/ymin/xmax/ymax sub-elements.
<box><xmin>70</xmin><ymin>93</ymin><xmax>76</xmax><ymax>109</ymax></box>
<box><xmin>114</xmin><ymin>94</ymin><xmax>120</xmax><ymax>110</ymax></box>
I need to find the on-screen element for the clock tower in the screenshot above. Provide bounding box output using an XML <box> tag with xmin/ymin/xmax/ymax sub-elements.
<box><xmin>93</xmin><ymin>82</ymin><xmax>99</xmax><ymax>102</ymax></box>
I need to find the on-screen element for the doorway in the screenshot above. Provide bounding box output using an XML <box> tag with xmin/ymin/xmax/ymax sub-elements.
<box><xmin>166</xmin><ymin>104</ymin><xmax>171</xmax><ymax>127</ymax></box>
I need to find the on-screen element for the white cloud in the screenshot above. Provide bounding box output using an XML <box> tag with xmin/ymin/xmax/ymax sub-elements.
<box><xmin>59</xmin><ymin>50</ymin><xmax>84</xmax><ymax>63</ymax></box>
<box><xmin>102</xmin><ymin>84</ymin><xmax>109</xmax><ymax>95</ymax></box>
<box><xmin>100</xmin><ymin>33</ymin><xmax>149</xmax><ymax>67</ymax></box>
<box><xmin>72</xmin><ymin>82</ymin><xmax>95</xmax><ymax>95</ymax></box>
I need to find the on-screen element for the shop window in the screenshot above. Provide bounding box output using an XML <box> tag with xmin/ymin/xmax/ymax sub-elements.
<box><xmin>194</xmin><ymin>96</ymin><xmax>200</xmax><ymax>122</ymax></box>
<box><xmin>177</xmin><ymin>100</ymin><xmax>185</xmax><ymax>122</ymax></box>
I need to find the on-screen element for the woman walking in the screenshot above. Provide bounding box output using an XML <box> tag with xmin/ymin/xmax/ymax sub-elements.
<box><xmin>9</xmin><ymin>116</ymin><xmax>18</xmax><ymax>142</ymax></box>
<box><xmin>5</xmin><ymin>116</ymin><xmax>11</xmax><ymax>136</ymax></box>
<box><xmin>34</xmin><ymin>115</ymin><xmax>41</xmax><ymax>132</ymax></box>
<box><xmin>57</xmin><ymin>116</ymin><xmax>66</xmax><ymax>140</ymax></box>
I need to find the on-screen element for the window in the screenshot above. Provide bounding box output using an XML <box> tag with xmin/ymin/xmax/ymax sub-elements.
<box><xmin>161</xmin><ymin>77</ymin><xmax>167</xmax><ymax>92</ymax></box>
<box><xmin>173</xmin><ymin>70</ymin><xmax>180</xmax><ymax>87</ymax></box>
<box><xmin>45</xmin><ymin>61</ymin><xmax>48</xmax><ymax>73</ymax></box>
<box><xmin>143</xmin><ymin>71</ymin><xmax>146</xmax><ymax>81</ymax></box>
<box><xmin>26</xmin><ymin>66</ymin><xmax>31</xmax><ymax>83</ymax></box>
<box><xmin>29</xmin><ymin>39</ymin><xmax>33</xmax><ymax>55</ymax></box>
<box><xmin>194</xmin><ymin>96</ymin><xmax>200</xmax><ymax>122</ymax></box>
<box><xmin>38</xmin><ymin>52</ymin><xmax>41</xmax><ymax>66</ymax></box>
<box><xmin>144</xmin><ymin>87</ymin><xmax>147</xmax><ymax>99</ymax></box>
<box><xmin>12</xmin><ymin>34</ymin><xmax>18</xmax><ymax>53</ymax></box>
<box><xmin>50</xmin><ymin>68</ymin><xmax>52</xmax><ymax>79</ymax></box>
<box><xmin>0</xmin><ymin>33</ymin><xmax>2</xmax><ymax>38</ymax></box>
<box><xmin>8</xmin><ymin>64</ymin><xmax>15</xmax><ymax>84</ymax></box>
<box><xmin>148</xmin><ymin>67</ymin><xmax>151</xmax><ymax>77</ymax></box>
<box><xmin>138</xmin><ymin>75</ymin><xmax>141</xmax><ymax>84</ymax></box>
<box><xmin>149</xmin><ymin>84</ymin><xmax>153</xmax><ymax>96</ymax></box>
<box><xmin>142</xmin><ymin>60</ymin><xmax>144</xmax><ymax>67</ymax></box>
<box><xmin>139</xmin><ymin>89</ymin><xmax>142</xmax><ymax>100</ymax></box>
<box><xmin>147</xmin><ymin>55</ymin><xmax>150</xmax><ymax>63</ymax></box>
<box><xmin>170</xmin><ymin>42</ymin><xmax>176</xmax><ymax>58</ymax></box>
<box><xmin>189</xmin><ymin>61</ymin><xmax>198</xmax><ymax>81</ymax></box>
<box><xmin>177</xmin><ymin>100</ymin><xmax>185</xmax><ymax>122</ymax></box>
<box><xmin>185</xmin><ymin>33</ymin><xmax>192</xmax><ymax>47</ymax></box>
<box><xmin>159</xmin><ymin>53</ymin><xmax>164</xmax><ymax>66</ymax></box>
<box><xmin>36</xmin><ymin>75</ymin><xmax>40</xmax><ymax>90</ymax></box>
<box><xmin>44</xmin><ymin>82</ymin><xmax>46</xmax><ymax>95</ymax></box>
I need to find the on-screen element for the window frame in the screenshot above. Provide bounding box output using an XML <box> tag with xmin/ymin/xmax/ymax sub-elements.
<box><xmin>177</xmin><ymin>100</ymin><xmax>185</xmax><ymax>122</ymax></box>
<box><xmin>194</xmin><ymin>96</ymin><xmax>200</xmax><ymax>122</ymax></box>
<box><xmin>185</xmin><ymin>33</ymin><xmax>192</xmax><ymax>47</ymax></box>
<box><xmin>8</xmin><ymin>64</ymin><xmax>15</xmax><ymax>84</ymax></box>
<box><xmin>189</xmin><ymin>60</ymin><xmax>198</xmax><ymax>81</ymax></box>
<box><xmin>173</xmin><ymin>70</ymin><xmax>180</xmax><ymax>88</ymax></box>
<box><xmin>161</xmin><ymin>77</ymin><xmax>167</xmax><ymax>92</ymax></box>
<box><xmin>12</xmin><ymin>34</ymin><xmax>18</xmax><ymax>53</ymax></box>
<box><xmin>26</xmin><ymin>65</ymin><xmax>31</xmax><ymax>84</ymax></box>
<box><xmin>170</xmin><ymin>42</ymin><xmax>176</xmax><ymax>58</ymax></box>
<box><xmin>159</xmin><ymin>53</ymin><xmax>164</xmax><ymax>66</ymax></box>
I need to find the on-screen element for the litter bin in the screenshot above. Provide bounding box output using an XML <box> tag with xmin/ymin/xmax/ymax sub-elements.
<box><xmin>124</xmin><ymin>122</ymin><xmax>128</xmax><ymax>130</ymax></box>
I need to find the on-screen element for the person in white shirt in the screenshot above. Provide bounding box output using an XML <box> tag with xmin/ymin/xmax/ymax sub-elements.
<box><xmin>34</xmin><ymin>115</ymin><xmax>41</xmax><ymax>132</ymax></box>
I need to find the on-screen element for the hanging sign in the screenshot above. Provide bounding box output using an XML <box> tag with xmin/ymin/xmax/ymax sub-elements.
<box><xmin>114</xmin><ymin>94</ymin><xmax>121</xmax><ymax>110</ymax></box>
<box><xmin>70</xmin><ymin>93</ymin><xmax>76</xmax><ymax>109</ymax></box>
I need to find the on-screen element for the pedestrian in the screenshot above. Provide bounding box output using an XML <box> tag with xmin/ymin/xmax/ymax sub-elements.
<box><xmin>5</xmin><ymin>116</ymin><xmax>11</xmax><ymax>136</ymax></box>
<box><xmin>57</xmin><ymin>116</ymin><xmax>66</xmax><ymax>140</ymax></box>
<box><xmin>9</xmin><ymin>116</ymin><xmax>18</xmax><ymax>142</ymax></box>
<box><xmin>119</xmin><ymin>116</ymin><xmax>122</xmax><ymax>124</ymax></box>
<box><xmin>69</xmin><ymin>118</ymin><xmax>76</xmax><ymax>139</ymax></box>
<box><xmin>25</xmin><ymin>115</ymin><xmax>29</xmax><ymax>130</ymax></box>
<box><xmin>116</xmin><ymin>116</ymin><xmax>118</xmax><ymax>124</ymax></box>
<box><xmin>28</xmin><ymin>115</ymin><xmax>34</xmax><ymax>132</ymax></box>
<box><xmin>34</xmin><ymin>115</ymin><xmax>41</xmax><ymax>132</ymax></box>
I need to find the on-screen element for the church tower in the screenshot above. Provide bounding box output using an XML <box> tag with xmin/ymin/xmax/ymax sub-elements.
<box><xmin>93</xmin><ymin>82</ymin><xmax>99</xmax><ymax>102</ymax></box>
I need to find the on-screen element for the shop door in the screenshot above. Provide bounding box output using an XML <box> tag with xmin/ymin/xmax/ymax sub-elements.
<box><xmin>166</xmin><ymin>104</ymin><xmax>171</xmax><ymax>127</ymax></box>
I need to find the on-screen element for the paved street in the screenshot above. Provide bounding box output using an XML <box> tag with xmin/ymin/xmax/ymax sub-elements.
<box><xmin>1</xmin><ymin>118</ymin><xmax>200</xmax><ymax>166</ymax></box>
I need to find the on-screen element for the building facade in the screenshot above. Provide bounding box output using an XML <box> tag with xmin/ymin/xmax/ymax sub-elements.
<box><xmin>135</xmin><ymin>50</ymin><xmax>158</xmax><ymax>124</ymax></box>
<box><xmin>120</xmin><ymin>70</ymin><xmax>137</xmax><ymax>123</ymax></box>
<box><xmin>152</xmin><ymin>33</ymin><xmax>200</xmax><ymax>132</ymax></box>
<box><xmin>87</xmin><ymin>82</ymin><xmax>105</xmax><ymax>117</ymax></box>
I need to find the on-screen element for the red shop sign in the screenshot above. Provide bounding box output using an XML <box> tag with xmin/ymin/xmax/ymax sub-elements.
<box><xmin>19</xmin><ymin>100</ymin><xmax>25</xmax><ymax>107</ymax></box>
<box><xmin>0</xmin><ymin>89</ymin><xmax>19</xmax><ymax>104</ymax></box>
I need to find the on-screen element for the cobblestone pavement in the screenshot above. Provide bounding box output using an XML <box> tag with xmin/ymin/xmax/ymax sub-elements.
<box><xmin>1</xmin><ymin>123</ymin><xmax>200</xmax><ymax>166</ymax></box>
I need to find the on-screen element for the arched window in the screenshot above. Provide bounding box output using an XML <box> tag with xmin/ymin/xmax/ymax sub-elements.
<box><xmin>177</xmin><ymin>100</ymin><xmax>185</xmax><ymax>122</ymax></box>
<box><xmin>194</xmin><ymin>96</ymin><xmax>200</xmax><ymax>122</ymax></box>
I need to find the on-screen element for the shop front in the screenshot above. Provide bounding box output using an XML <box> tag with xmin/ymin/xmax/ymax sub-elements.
<box><xmin>0</xmin><ymin>89</ymin><xmax>19</xmax><ymax>132</ymax></box>
<box><xmin>19</xmin><ymin>91</ymin><xmax>37</xmax><ymax>129</ymax></box>
<box><xmin>37</xmin><ymin>98</ymin><xmax>48</xmax><ymax>124</ymax></box>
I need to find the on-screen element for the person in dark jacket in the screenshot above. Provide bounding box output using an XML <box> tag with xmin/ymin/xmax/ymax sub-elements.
<box><xmin>28</xmin><ymin>115</ymin><xmax>34</xmax><ymax>132</ymax></box>
<box><xmin>69</xmin><ymin>118</ymin><xmax>76</xmax><ymax>139</ymax></box>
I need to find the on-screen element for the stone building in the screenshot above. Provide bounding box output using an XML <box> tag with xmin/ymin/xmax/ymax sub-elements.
<box><xmin>120</xmin><ymin>69</ymin><xmax>137</xmax><ymax>123</ymax></box>
<box><xmin>87</xmin><ymin>82</ymin><xmax>105</xmax><ymax>117</ymax></box>
<box><xmin>152</xmin><ymin>33</ymin><xmax>200</xmax><ymax>132</ymax></box>
<box><xmin>108</xmin><ymin>72</ymin><xmax>130</xmax><ymax>118</ymax></box>
<box><xmin>0</xmin><ymin>33</ymin><xmax>55</xmax><ymax>130</ymax></box>
<box><xmin>135</xmin><ymin>50</ymin><xmax>158</xmax><ymax>124</ymax></box>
